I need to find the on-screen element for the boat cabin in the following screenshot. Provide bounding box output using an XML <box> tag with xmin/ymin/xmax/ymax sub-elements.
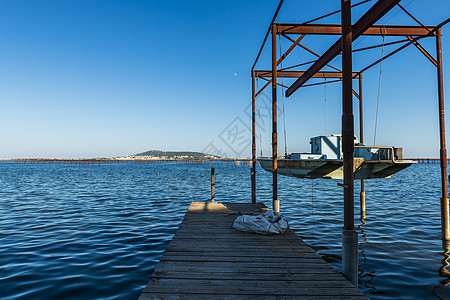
<box><xmin>288</xmin><ymin>134</ymin><xmax>403</xmax><ymax>162</ymax></box>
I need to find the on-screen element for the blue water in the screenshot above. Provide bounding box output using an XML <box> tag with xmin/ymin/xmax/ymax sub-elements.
<box><xmin>0</xmin><ymin>161</ymin><xmax>449</xmax><ymax>299</ymax></box>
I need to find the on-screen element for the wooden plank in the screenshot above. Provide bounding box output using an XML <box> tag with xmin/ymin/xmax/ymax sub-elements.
<box><xmin>176</xmin><ymin>225</ymin><xmax>300</xmax><ymax>234</ymax></box>
<box><xmin>139</xmin><ymin>202</ymin><xmax>368</xmax><ymax>299</ymax></box>
<box><xmin>140</xmin><ymin>294</ymin><xmax>369</xmax><ymax>300</ymax></box>
<box><xmin>143</xmin><ymin>279</ymin><xmax>365</xmax><ymax>296</ymax></box>
<box><xmin>151</xmin><ymin>270</ymin><xmax>349</xmax><ymax>281</ymax></box>
<box><xmin>153</xmin><ymin>265</ymin><xmax>341</xmax><ymax>275</ymax></box>
<box><xmin>144</xmin><ymin>278</ymin><xmax>357</xmax><ymax>291</ymax></box>
<box><xmin>152</xmin><ymin>260</ymin><xmax>336</xmax><ymax>270</ymax></box>
<box><xmin>159</xmin><ymin>255</ymin><xmax>326</xmax><ymax>263</ymax></box>
<box><xmin>163</xmin><ymin>250</ymin><xmax>320</xmax><ymax>258</ymax></box>
<box><xmin>165</xmin><ymin>243</ymin><xmax>314</xmax><ymax>251</ymax></box>
<box><xmin>165</xmin><ymin>240</ymin><xmax>314</xmax><ymax>249</ymax></box>
<box><xmin>171</xmin><ymin>232</ymin><xmax>301</xmax><ymax>239</ymax></box>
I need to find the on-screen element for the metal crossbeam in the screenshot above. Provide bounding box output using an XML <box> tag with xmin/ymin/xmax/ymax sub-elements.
<box><xmin>286</xmin><ymin>0</ymin><xmax>401</xmax><ymax>97</ymax></box>
<box><xmin>275</xmin><ymin>24</ymin><xmax>437</xmax><ymax>36</ymax></box>
<box><xmin>254</xmin><ymin>70</ymin><xmax>360</xmax><ymax>78</ymax></box>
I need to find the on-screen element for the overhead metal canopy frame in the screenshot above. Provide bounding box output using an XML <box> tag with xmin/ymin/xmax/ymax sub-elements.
<box><xmin>249</xmin><ymin>0</ymin><xmax>450</xmax><ymax>285</ymax></box>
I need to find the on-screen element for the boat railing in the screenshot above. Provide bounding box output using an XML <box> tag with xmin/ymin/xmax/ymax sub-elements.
<box><xmin>354</xmin><ymin>145</ymin><xmax>396</xmax><ymax>161</ymax></box>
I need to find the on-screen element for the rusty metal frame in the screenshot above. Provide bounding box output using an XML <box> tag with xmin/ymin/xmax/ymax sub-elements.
<box><xmin>250</xmin><ymin>0</ymin><xmax>450</xmax><ymax>245</ymax></box>
<box><xmin>255</xmin><ymin>70</ymin><xmax>360</xmax><ymax>78</ymax></box>
<box><xmin>286</xmin><ymin>0</ymin><xmax>401</xmax><ymax>96</ymax></box>
<box><xmin>259</xmin><ymin>76</ymin><xmax>289</xmax><ymax>89</ymax></box>
<box><xmin>276</xmin><ymin>23</ymin><xmax>437</xmax><ymax>36</ymax></box>
<box><xmin>277</xmin><ymin>34</ymin><xmax>306</xmax><ymax>67</ymax></box>
<box><xmin>281</xmin><ymin>33</ymin><xmax>342</xmax><ymax>72</ymax></box>
<box><xmin>353</xmin><ymin>38</ymin><xmax>409</xmax><ymax>52</ymax></box>
<box><xmin>407</xmin><ymin>36</ymin><xmax>438</xmax><ymax>67</ymax></box>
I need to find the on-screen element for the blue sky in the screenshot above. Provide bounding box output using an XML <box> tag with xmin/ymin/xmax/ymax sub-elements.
<box><xmin>0</xmin><ymin>0</ymin><xmax>449</xmax><ymax>158</ymax></box>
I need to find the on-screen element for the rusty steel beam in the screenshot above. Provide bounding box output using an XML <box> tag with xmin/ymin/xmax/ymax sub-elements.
<box><xmin>303</xmin><ymin>79</ymin><xmax>342</xmax><ymax>88</ymax></box>
<box><xmin>276</xmin><ymin>23</ymin><xmax>437</xmax><ymax>36</ymax></box>
<box><xmin>437</xmin><ymin>17</ymin><xmax>450</xmax><ymax>29</ymax></box>
<box><xmin>359</xmin><ymin>74</ymin><xmax>365</xmax><ymax>220</ymax></box>
<box><xmin>302</xmin><ymin>0</ymin><xmax>371</xmax><ymax>25</ymax></box>
<box><xmin>255</xmin><ymin>80</ymin><xmax>271</xmax><ymax>97</ymax></box>
<box><xmin>253</xmin><ymin>0</ymin><xmax>372</xmax><ymax>71</ymax></box>
<box><xmin>282</xmin><ymin>33</ymin><xmax>342</xmax><ymax>72</ymax></box>
<box><xmin>359</xmin><ymin>74</ymin><xmax>364</xmax><ymax>145</ymax></box>
<box><xmin>255</xmin><ymin>70</ymin><xmax>360</xmax><ymax>78</ymax></box>
<box><xmin>279</xmin><ymin>60</ymin><xmax>316</xmax><ymax>72</ymax></box>
<box><xmin>259</xmin><ymin>76</ymin><xmax>289</xmax><ymax>89</ymax></box>
<box><xmin>277</xmin><ymin>34</ymin><xmax>306</xmax><ymax>67</ymax></box>
<box><xmin>271</xmin><ymin>23</ymin><xmax>279</xmax><ymax>212</ymax></box>
<box><xmin>341</xmin><ymin>0</ymin><xmax>357</xmax><ymax>286</ymax></box>
<box><xmin>437</xmin><ymin>27</ymin><xmax>450</xmax><ymax>241</ymax></box>
<box><xmin>407</xmin><ymin>36</ymin><xmax>438</xmax><ymax>67</ymax></box>
<box><xmin>251</xmin><ymin>70</ymin><xmax>256</xmax><ymax>204</ymax></box>
<box><xmin>397</xmin><ymin>3</ymin><xmax>433</xmax><ymax>35</ymax></box>
<box><xmin>359</xmin><ymin>18</ymin><xmax>450</xmax><ymax>73</ymax></box>
<box><xmin>342</xmin><ymin>0</ymin><xmax>354</xmax><ymax>233</ymax></box>
<box><xmin>360</xmin><ymin>38</ymin><xmax>418</xmax><ymax>73</ymax></box>
<box><xmin>286</xmin><ymin>0</ymin><xmax>400</xmax><ymax>97</ymax></box>
<box><xmin>252</xmin><ymin>0</ymin><xmax>284</xmax><ymax>71</ymax></box>
<box><xmin>353</xmin><ymin>38</ymin><xmax>409</xmax><ymax>52</ymax></box>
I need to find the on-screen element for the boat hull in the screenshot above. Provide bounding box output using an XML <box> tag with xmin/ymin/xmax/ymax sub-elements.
<box><xmin>258</xmin><ymin>158</ymin><xmax>416</xmax><ymax>180</ymax></box>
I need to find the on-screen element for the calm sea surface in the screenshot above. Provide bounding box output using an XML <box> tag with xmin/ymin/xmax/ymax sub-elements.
<box><xmin>0</xmin><ymin>161</ymin><xmax>449</xmax><ymax>299</ymax></box>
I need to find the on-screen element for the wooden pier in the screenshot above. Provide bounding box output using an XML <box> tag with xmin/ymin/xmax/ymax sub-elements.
<box><xmin>139</xmin><ymin>202</ymin><xmax>368</xmax><ymax>299</ymax></box>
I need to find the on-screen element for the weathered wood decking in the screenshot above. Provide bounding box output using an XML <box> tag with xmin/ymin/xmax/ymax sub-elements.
<box><xmin>139</xmin><ymin>202</ymin><xmax>368</xmax><ymax>299</ymax></box>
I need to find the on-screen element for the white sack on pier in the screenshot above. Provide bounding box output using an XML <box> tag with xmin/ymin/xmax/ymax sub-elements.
<box><xmin>232</xmin><ymin>210</ymin><xmax>288</xmax><ymax>235</ymax></box>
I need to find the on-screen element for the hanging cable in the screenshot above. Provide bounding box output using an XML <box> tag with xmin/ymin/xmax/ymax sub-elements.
<box><xmin>373</xmin><ymin>2</ymin><xmax>416</xmax><ymax>145</ymax></box>
<box><xmin>324</xmin><ymin>75</ymin><xmax>327</xmax><ymax>136</ymax></box>
<box><xmin>256</xmin><ymin>77</ymin><xmax>263</xmax><ymax>156</ymax></box>
<box><xmin>311</xmin><ymin>180</ymin><xmax>315</xmax><ymax>225</ymax></box>
<box><xmin>373</xmin><ymin>30</ymin><xmax>385</xmax><ymax>146</ymax></box>
<box><xmin>278</xmin><ymin>33</ymin><xmax>288</xmax><ymax>157</ymax></box>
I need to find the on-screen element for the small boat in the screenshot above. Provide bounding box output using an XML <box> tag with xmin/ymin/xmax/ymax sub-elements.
<box><xmin>258</xmin><ymin>134</ymin><xmax>417</xmax><ymax>180</ymax></box>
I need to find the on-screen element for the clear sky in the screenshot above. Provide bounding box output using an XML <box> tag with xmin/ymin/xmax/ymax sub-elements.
<box><xmin>0</xmin><ymin>0</ymin><xmax>449</xmax><ymax>158</ymax></box>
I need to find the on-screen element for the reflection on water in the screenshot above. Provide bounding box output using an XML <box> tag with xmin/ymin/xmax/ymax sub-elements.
<box><xmin>1</xmin><ymin>162</ymin><xmax>450</xmax><ymax>299</ymax></box>
<box><xmin>358</xmin><ymin>216</ymin><xmax>377</xmax><ymax>293</ymax></box>
<box><xmin>273</xmin><ymin>164</ymin><xmax>450</xmax><ymax>299</ymax></box>
<box><xmin>432</xmin><ymin>241</ymin><xmax>450</xmax><ymax>299</ymax></box>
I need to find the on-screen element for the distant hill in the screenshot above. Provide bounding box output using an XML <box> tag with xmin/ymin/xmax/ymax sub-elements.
<box><xmin>134</xmin><ymin>150</ymin><xmax>221</xmax><ymax>160</ymax></box>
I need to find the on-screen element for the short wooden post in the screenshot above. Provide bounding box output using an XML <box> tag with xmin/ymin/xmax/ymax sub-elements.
<box><xmin>211</xmin><ymin>167</ymin><xmax>215</xmax><ymax>202</ymax></box>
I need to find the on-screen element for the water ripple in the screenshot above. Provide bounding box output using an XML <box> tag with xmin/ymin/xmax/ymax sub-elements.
<box><xmin>0</xmin><ymin>162</ymin><xmax>449</xmax><ymax>299</ymax></box>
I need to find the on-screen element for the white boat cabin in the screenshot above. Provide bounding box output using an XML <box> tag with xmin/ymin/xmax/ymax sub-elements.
<box><xmin>288</xmin><ymin>134</ymin><xmax>403</xmax><ymax>162</ymax></box>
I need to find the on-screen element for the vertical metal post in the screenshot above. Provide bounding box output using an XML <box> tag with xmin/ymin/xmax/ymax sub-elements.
<box><xmin>437</xmin><ymin>27</ymin><xmax>450</xmax><ymax>241</ymax></box>
<box><xmin>252</xmin><ymin>70</ymin><xmax>257</xmax><ymax>204</ymax></box>
<box><xmin>271</xmin><ymin>23</ymin><xmax>279</xmax><ymax>212</ymax></box>
<box><xmin>359</xmin><ymin>73</ymin><xmax>366</xmax><ymax>220</ymax></box>
<box><xmin>211</xmin><ymin>167</ymin><xmax>215</xmax><ymax>202</ymax></box>
<box><xmin>341</xmin><ymin>0</ymin><xmax>358</xmax><ymax>286</ymax></box>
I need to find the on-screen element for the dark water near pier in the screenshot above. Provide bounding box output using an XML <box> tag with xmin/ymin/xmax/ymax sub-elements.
<box><xmin>0</xmin><ymin>161</ymin><xmax>449</xmax><ymax>299</ymax></box>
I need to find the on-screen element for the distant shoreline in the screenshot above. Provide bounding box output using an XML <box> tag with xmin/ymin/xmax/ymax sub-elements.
<box><xmin>0</xmin><ymin>158</ymin><xmax>251</xmax><ymax>162</ymax></box>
